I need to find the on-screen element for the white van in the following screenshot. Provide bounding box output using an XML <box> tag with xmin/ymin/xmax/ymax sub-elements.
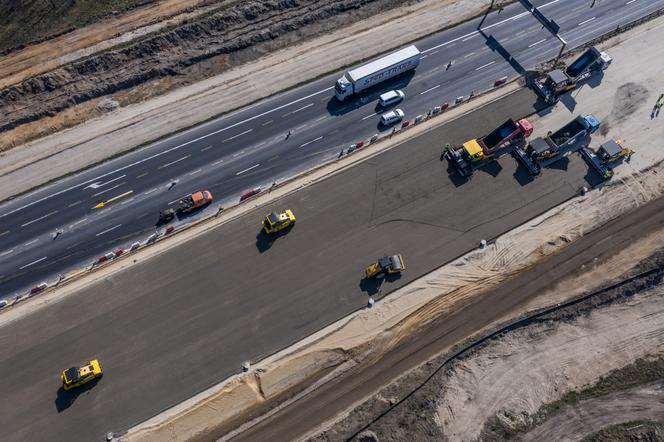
<box><xmin>378</xmin><ymin>90</ymin><xmax>405</xmax><ymax>107</ymax></box>
<box><xmin>380</xmin><ymin>109</ymin><xmax>405</xmax><ymax>126</ymax></box>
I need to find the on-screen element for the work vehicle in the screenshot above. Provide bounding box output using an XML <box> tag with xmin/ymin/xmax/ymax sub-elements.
<box><xmin>515</xmin><ymin>114</ymin><xmax>600</xmax><ymax>175</ymax></box>
<box><xmin>580</xmin><ymin>138</ymin><xmax>634</xmax><ymax>181</ymax></box>
<box><xmin>532</xmin><ymin>46</ymin><xmax>611</xmax><ymax>104</ymax></box>
<box><xmin>365</xmin><ymin>254</ymin><xmax>406</xmax><ymax>279</ymax></box>
<box><xmin>335</xmin><ymin>46</ymin><xmax>421</xmax><ymax>101</ymax></box>
<box><xmin>378</xmin><ymin>90</ymin><xmax>405</xmax><ymax>107</ymax></box>
<box><xmin>61</xmin><ymin>359</ymin><xmax>103</xmax><ymax>391</ymax></box>
<box><xmin>262</xmin><ymin>209</ymin><xmax>296</xmax><ymax>234</ymax></box>
<box><xmin>445</xmin><ymin>118</ymin><xmax>534</xmax><ymax>177</ymax></box>
<box><xmin>177</xmin><ymin>190</ymin><xmax>213</xmax><ymax>214</ymax></box>
<box><xmin>380</xmin><ymin>109</ymin><xmax>405</xmax><ymax>126</ymax></box>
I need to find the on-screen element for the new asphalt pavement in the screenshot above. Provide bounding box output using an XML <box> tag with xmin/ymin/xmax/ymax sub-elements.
<box><xmin>1</xmin><ymin>0</ymin><xmax>661</xmax><ymax>297</ymax></box>
<box><xmin>0</xmin><ymin>86</ymin><xmax>604</xmax><ymax>441</ymax></box>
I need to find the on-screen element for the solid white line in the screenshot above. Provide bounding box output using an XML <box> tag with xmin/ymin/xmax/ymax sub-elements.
<box><xmin>159</xmin><ymin>155</ymin><xmax>191</xmax><ymax>169</ymax></box>
<box><xmin>421</xmin><ymin>0</ymin><xmax>562</xmax><ymax>54</ymax></box>
<box><xmin>361</xmin><ymin>113</ymin><xmax>377</xmax><ymax>121</ymax></box>
<box><xmin>85</xmin><ymin>174</ymin><xmax>126</xmax><ymax>189</ymax></box>
<box><xmin>21</xmin><ymin>210</ymin><xmax>58</xmax><ymax>227</ymax></box>
<box><xmin>0</xmin><ymin>249</ymin><xmax>13</xmax><ymax>257</ymax></box>
<box><xmin>528</xmin><ymin>38</ymin><xmax>547</xmax><ymax>48</ymax></box>
<box><xmin>300</xmin><ymin>136</ymin><xmax>323</xmax><ymax>148</ymax></box>
<box><xmin>578</xmin><ymin>17</ymin><xmax>596</xmax><ymax>26</ymax></box>
<box><xmin>419</xmin><ymin>85</ymin><xmax>441</xmax><ymax>95</ymax></box>
<box><xmin>235</xmin><ymin>164</ymin><xmax>260</xmax><ymax>175</ymax></box>
<box><xmin>24</xmin><ymin>239</ymin><xmax>39</xmax><ymax>246</ymax></box>
<box><xmin>188</xmin><ymin>169</ymin><xmax>202</xmax><ymax>175</ymax></box>
<box><xmin>475</xmin><ymin>61</ymin><xmax>495</xmax><ymax>71</ymax></box>
<box><xmin>20</xmin><ymin>256</ymin><xmax>47</xmax><ymax>269</ymax></box>
<box><xmin>0</xmin><ymin>86</ymin><xmax>334</xmax><ymax>219</ymax></box>
<box><xmin>224</xmin><ymin>129</ymin><xmax>253</xmax><ymax>142</ymax></box>
<box><xmin>95</xmin><ymin>224</ymin><xmax>122</xmax><ymax>236</ymax></box>
<box><xmin>92</xmin><ymin>182</ymin><xmax>123</xmax><ymax>197</ymax></box>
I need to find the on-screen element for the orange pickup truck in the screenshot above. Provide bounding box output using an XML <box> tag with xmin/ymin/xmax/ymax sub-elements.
<box><xmin>177</xmin><ymin>190</ymin><xmax>213</xmax><ymax>213</ymax></box>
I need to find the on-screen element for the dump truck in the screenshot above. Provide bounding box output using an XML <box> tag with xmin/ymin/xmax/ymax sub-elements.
<box><xmin>532</xmin><ymin>46</ymin><xmax>611</xmax><ymax>104</ymax></box>
<box><xmin>445</xmin><ymin>118</ymin><xmax>534</xmax><ymax>177</ymax></box>
<box><xmin>515</xmin><ymin>114</ymin><xmax>600</xmax><ymax>175</ymax></box>
<box><xmin>365</xmin><ymin>254</ymin><xmax>405</xmax><ymax>279</ymax></box>
<box><xmin>176</xmin><ymin>190</ymin><xmax>213</xmax><ymax>214</ymax></box>
<box><xmin>580</xmin><ymin>138</ymin><xmax>633</xmax><ymax>181</ymax></box>
<box><xmin>335</xmin><ymin>45</ymin><xmax>421</xmax><ymax>101</ymax></box>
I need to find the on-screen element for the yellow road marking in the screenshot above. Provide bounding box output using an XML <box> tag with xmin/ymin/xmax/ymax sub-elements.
<box><xmin>93</xmin><ymin>190</ymin><xmax>133</xmax><ymax>209</ymax></box>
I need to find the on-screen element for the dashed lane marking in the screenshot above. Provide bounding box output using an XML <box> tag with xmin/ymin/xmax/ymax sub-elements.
<box><xmin>21</xmin><ymin>210</ymin><xmax>58</xmax><ymax>227</ymax></box>
<box><xmin>19</xmin><ymin>256</ymin><xmax>47</xmax><ymax>269</ymax></box>
<box><xmin>235</xmin><ymin>164</ymin><xmax>260</xmax><ymax>176</ymax></box>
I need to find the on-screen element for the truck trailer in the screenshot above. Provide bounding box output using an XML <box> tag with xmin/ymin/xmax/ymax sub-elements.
<box><xmin>515</xmin><ymin>114</ymin><xmax>600</xmax><ymax>175</ymax></box>
<box><xmin>445</xmin><ymin>118</ymin><xmax>533</xmax><ymax>177</ymax></box>
<box><xmin>532</xmin><ymin>47</ymin><xmax>611</xmax><ymax>104</ymax></box>
<box><xmin>335</xmin><ymin>45</ymin><xmax>421</xmax><ymax>101</ymax></box>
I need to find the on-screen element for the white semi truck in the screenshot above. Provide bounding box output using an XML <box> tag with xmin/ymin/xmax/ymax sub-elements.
<box><xmin>334</xmin><ymin>45</ymin><xmax>421</xmax><ymax>101</ymax></box>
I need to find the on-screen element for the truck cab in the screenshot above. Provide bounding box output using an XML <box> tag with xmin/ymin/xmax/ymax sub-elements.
<box><xmin>335</xmin><ymin>76</ymin><xmax>353</xmax><ymax>101</ymax></box>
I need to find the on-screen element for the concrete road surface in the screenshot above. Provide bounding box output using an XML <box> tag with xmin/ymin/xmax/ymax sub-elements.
<box><xmin>0</xmin><ymin>87</ymin><xmax>601</xmax><ymax>442</ymax></box>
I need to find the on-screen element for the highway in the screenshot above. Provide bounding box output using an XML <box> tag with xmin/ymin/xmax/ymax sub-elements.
<box><xmin>0</xmin><ymin>86</ymin><xmax>601</xmax><ymax>442</ymax></box>
<box><xmin>1</xmin><ymin>0</ymin><xmax>662</xmax><ymax>297</ymax></box>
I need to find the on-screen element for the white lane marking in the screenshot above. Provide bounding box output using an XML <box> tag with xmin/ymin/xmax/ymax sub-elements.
<box><xmin>313</xmin><ymin>115</ymin><xmax>328</xmax><ymax>123</ymax></box>
<box><xmin>475</xmin><ymin>61</ymin><xmax>495</xmax><ymax>71</ymax></box>
<box><xmin>300</xmin><ymin>136</ymin><xmax>323</xmax><ymax>148</ymax></box>
<box><xmin>144</xmin><ymin>188</ymin><xmax>158</xmax><ymax>195</ymax></box>
<box><xmin>283</xmin><ymin>103</ymin><xmax>314</xmax><ymax>117</ymax></box>
<box><xmin>528</xmin><ymin>38</ymin><xmax>547</xmax><ymax>48</ymax></box>
<box><xmin>70</xmin><ymin>217</ymin><xmax>88</xmax><ymax>227</ymax></box>
<box><xmin>159</xmin><ymin>155</ymin><xmax>191</xmax><ymax>169</ymax></box>
<box><xmin>0</xmin><ymin>249</ymin><xmax>14</xmax><ymax>257</ymax></box>
<box><xmin>212</xmin><ymin>159</ymin><xmax>225</xmax><ymax>166</ymax></box>
<box><xmin>233</xmin><ymin>150</ymin><xmax>246</xmax><ymax>158</ymax></box>
<box><xmin>84</xmin><ymin>174</ymin><xmax>127</xmax><ymax>190</ymax></box>
<box><xmin>224</xmin><ymin>129</ymin><xmax>253</xmax><ymax>142</ymax></box>
<box><xmin>421</xmin><ymin>55</ymin><xmax>428</xmax><ymax>59</ymax></box>
<box><xmin>119</xmin><ymin>198</ymin><xmax>135</xmax><ymax>206</ymax></box>
<box><xmin>261</xmin><ymin>120</ymin><xmax>273</xmax><ymax>126</ymax></box>
<box><xmin>0</xmin><ymin>86</ymin><xmax>334</xmax><ymax>219</ymax></box>
<box><xmin>21</xmin><ymin>210</ymin><xmax>58</xmax><ymax>227</ymax></box>
<box><xmin>362</xmin><ymin>113</ymin><xmax>377</xmax><ymax>121</ymax></box>
<box><xmin>235</xmin><ymin>164</ymin><xmax>260</xmax><ymax>175</ymax></box>
<box><xmin>578</xmin><ymin>17</ymin><xmax>596</xmax><ymax>26</ymax></box>
<box><xmin>95</xmin><ymin>224</ymin><xmax>122</xmax><ymax>236</ymax></box>
<box><xmin>92</xmin><ymin>182</ymin><xmax>124</xmax><ymax>197</ymax></box>
<box><xmin>20</xmin><ymin>256</ymin><xmax>47</xmax><ymax>269</ymax></box>
<box><xmin>421</xmin><ymin>0</ymin><xmax>562</xmax><ymax>54</ymax></box>
<box><xmin>429</xmin><ymin>50</ymin><xmax>439</xmax><ymax>55</ymax></box>
<box><xmin>188</xmin><ymin>169</ymin><xmax>202</xmax><ymax>176</ymax></box>
<box><xmin>462</xmin><ymin>34</ymin><xmax>477</xmax><ymax>42</ymax></box>
<box><xmin>626</xmin><ymin>0</ymin><xmax>637</xmax><ymax>3</ymax></box>
<box><xmin>200</xmin><ymin>145</ymin><xmax>213</xmax><ymax>151</ymax></box>
<box><xmin>168</xmin><ymin>197</ymin><xmax>181</xmax><ymax>205</ymax></box>
<box><xmin>24</xmin><ymin>239</ymin><xmax>39</xmax><ymax>246</ymax></box>
<box><xmin>464</xmin><ymin>52</ymin><xmax>475</xmax><ymax>58</ymax></box>
<box><xmin>67</xmin><ymin>200</ymin><xmax>81</xmax><ymax>207</ymax></box>
<box><xmin>419</xmin><ymin>85</ymin><xmax>441</xmax><ymax>95</ymax></box>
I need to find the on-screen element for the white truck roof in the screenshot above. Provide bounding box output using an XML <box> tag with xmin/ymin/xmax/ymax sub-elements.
<box><xmin>348</xmin><ymin>45</ymin><xmax>420</xmax><ymax>83</ymax></box>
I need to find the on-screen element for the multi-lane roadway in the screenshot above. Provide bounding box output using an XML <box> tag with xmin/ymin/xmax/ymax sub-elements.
<box><xmin>1</xmin><ymin>0</ymin><xmax>661</xmax><ymax>297</ymax></box>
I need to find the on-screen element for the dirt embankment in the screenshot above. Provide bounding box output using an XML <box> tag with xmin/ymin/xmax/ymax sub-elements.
<box><xmin>0</xmin><ymin>0</ymin><xmax>418</xmax><ymax>146</ymax></box>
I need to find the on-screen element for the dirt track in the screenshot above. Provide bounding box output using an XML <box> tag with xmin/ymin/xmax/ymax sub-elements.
<box><xmin>226</xmin><ymin>195</ymin><xmax>664</xmax><ymax>441</ymax></box>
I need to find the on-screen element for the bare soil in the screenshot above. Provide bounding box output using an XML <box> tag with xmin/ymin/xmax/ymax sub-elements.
<box><xmin>0</xmin><ymin>0</ymin><xmax>419</xmax><ymax>142</ymax></box>
<box><xmin>581</xmin><ymin>421</ymin><xmax>664</xmax><ymax>442</ymax></box>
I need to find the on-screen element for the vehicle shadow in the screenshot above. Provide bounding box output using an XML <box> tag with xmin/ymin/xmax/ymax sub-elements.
<box><xmin>513</xmin><ymin>162</ymin><xmax>536</xmax><ymax>186</ymax></box>
<box><xmin>359</xmin><ymin>272</ymin><xmax>403</xmax><ymax>295</ymax></box>
<box><xmin>255</xmin><ymin>225</ymin><xmax>294</xmax><ymax>253</ymax></box>
<box><xmin>54</xmin><ymin>377</ymin><xmax>101</xmax><ymax>412</ymax></box>
<box><xmin>326</xmin><ymin>70</ymin><xmax>415</xmax><ymax>117</ymax></box>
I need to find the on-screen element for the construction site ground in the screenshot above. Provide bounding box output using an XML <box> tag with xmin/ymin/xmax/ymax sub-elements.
<box><xmin>297</xmin><ymin>14</ymin><xmax>664</xmax><ymax>442</ymax></box>
<box><xmin>0</xmin><ymin>0</ymin><xmax>504</xmax><ymax>201</ymax></box>
<box><xmin>113</xmin><ymin>13</ymin><xmax>664</xmax><ymax>442</ymax></box>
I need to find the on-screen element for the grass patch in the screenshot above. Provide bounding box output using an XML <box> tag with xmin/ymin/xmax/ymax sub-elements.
<box><xmin>0</xmin><ymin>0</ymin><xmax>155</xmax><ymax>54</ymax></box>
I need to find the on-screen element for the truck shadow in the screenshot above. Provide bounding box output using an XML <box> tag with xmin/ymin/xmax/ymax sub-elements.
<box><xmin>326</xmin><ymin>71</ymin><xmax>415</xmax><ymax>117</ymax></box>
<box><xmin>54</xmin><ymin>377</ymin><xmax>101</xmax><ymax>412</ymax></box>
<box><xmin>255</xmin><ymin>225</ymin><xmax>294</xmax><ymax>253</ymax></box>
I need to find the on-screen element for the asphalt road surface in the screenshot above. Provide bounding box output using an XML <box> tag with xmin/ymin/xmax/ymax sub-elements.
<box><xmin>232</xmin><ymin>189</ymin><xmax>664</xmax><ymax>442</ymax></box>
<box><xmin>1</xmin><ymin>0</ymin><xmax>661</xmax><ymax>297</ymax></box>
<box><xmin>0</xmin><ymin>86</ymin><xmax>604</xmax><ymax>442</ymax></box>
